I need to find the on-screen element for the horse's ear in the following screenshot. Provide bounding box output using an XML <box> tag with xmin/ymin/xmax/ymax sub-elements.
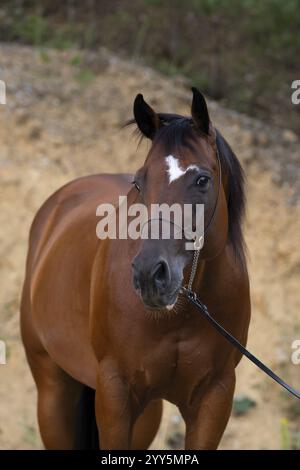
<box><xmin>133</xmin><ymin>94</ymin><xmax>161</xmax><ymax>140</ymax></box>
<box><xmin>191</xmin><ymin>87</ymin><xmax>210</xmax><ymax>135</ymax></box>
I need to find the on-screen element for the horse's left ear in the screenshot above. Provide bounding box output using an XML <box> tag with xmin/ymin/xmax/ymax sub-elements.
<box><xmin>133</xmin><ymin>94</ymin><xmax>161</xmax><ymax>140</ymax></box>
<box><xmin>191</xmin><ymin>87</ymin><xmax>210</xmax><ymax>135</ymax></box>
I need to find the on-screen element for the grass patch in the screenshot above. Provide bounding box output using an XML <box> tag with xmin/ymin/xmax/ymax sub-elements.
<box><xmin>69</xmin><ymin>53</ymin><xmax>83</xmax><ymax>67</ymax></box>
<box><xmin>76</xmin><ymin>68</ymin><xmax>95</xmax><ymax>84</ymax></box>
<box><xmin>23</xmin><ymin>424</ymin><xmax>39</xmax><ymax>447</ymax></box>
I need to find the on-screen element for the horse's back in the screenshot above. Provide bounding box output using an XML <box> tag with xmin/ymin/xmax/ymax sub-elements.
<box><xmin>22</xmin><ymin>173</ymin><xmax>132</xmax><ymax>387</ymax></box>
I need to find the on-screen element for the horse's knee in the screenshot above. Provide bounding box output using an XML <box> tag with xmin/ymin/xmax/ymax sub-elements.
<box><xmin>131</xmin><ymin>400</ymin><xmax>163</xmax><ymax>450</ymax></box>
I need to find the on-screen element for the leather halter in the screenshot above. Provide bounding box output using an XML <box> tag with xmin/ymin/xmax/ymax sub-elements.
<box><xmin>140</xmin><ymin>143</ymin><xmax>222</xmax><ymax>287</ymax></box>
<box><xmin>186</xmin><ymin>144</ymin><xmax>222</xmax><ymax>290</ymax></box>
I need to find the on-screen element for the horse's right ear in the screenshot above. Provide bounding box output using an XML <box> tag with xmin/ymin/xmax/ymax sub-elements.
<box><xmin>191</xmin><ymin>87</ymin><xmax>210</xmax><ymax>135</ymax></box>
<box><xmin>133</xmin><ymin>94</ymin><xmax>161</xmax><ymax>140</ymax></box>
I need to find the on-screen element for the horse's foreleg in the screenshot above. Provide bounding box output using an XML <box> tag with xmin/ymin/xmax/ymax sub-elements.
<box><xmin>21</xmin><ymin>291</ymin><xmax>83</xmax><ymax>449</ymax></box>
<box><xmin>131</xmin><ymin>399</ymin><xmax>163</xmax><ymax>449</ymax></box>
<box><xmin>95</xmin><ymin>362</ymin><xmax>135</xmax><ymax>450</ymax></box>
<box><xmin>182</xmin><ymin>371</ymin><xmax>236</xmax><ymax>450</ymax></box>
<box><xmin>25</xmin><ymin>349</ymin><xmax>83</xmax><ymax>449</ymax></box>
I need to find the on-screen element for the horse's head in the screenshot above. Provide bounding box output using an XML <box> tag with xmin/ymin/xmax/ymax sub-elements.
<box><xmin>130</xmin><ymin>88</ymin><xmax>230</xmax><ymax>311</ymax></box>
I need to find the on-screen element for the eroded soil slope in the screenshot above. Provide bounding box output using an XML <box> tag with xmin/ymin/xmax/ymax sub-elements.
<box><xmin>0</xmin><ymin>45</ymin><xmax>299</xmax><ymax>449</ymax></box>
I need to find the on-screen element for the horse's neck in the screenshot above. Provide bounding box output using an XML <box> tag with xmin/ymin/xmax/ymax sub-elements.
<box><xmin>191</xmin><ymin>247</ymin><xmax>228</xmax><ymax>296</ymax></box>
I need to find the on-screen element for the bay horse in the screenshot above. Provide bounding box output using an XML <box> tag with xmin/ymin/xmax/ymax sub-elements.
<box><xmin>21</xmin><ymin>88</ymin><xmax>250</xmax><ymax>450</ymax></box>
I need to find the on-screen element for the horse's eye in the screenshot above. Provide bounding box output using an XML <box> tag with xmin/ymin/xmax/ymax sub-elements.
<box><xmin>196</xmin><ymin>175</ymin><xmax>210</xmax><ymax>190</ymax></box>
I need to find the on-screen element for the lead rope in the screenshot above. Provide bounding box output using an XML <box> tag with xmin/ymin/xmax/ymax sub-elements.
<box><xmin>180</xmin><ymin>286</ymin><xmax>300</xmax><ymax>400</ymax></box>
<box><xmin>181</xmin><ymin>147</ymin><xmax>300</xmax><ymax>400</ymax></box>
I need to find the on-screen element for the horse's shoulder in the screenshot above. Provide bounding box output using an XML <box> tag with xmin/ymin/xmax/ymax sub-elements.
<box><xmin>27</xmin><ymin>173</ymin><xmax>132</xmax><ymax>301</ymax></box>
<box><xmin>29</xmin><ymin>173</ymin><xmax>132</xmax><ymax>245</ymax></box>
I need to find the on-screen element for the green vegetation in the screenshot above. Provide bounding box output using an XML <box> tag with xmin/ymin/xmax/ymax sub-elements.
<box><xmin>280</xmin><ymin>418</ymin><xmax>291</xmax><ymax>450</ymax></box>
<box><xmin>23</xmin><ymin>424</ymin><xmax>39</xmax><ymax>447</ymax></box>
<box><xmin>280</xmin><ymin>418</ymin><xmax>300</xmax><ymax>450</ymax></box>
<box><xmin>0</xmin><ymin>0</ymin><xmax>299</xmax><ymax>130</ymax></box>
<box><xmin>75</xmin><ymin>68</ymin><xmax>95</xmax><ymax>84</ymax></box>
<box><xmin>69</xmin><ymin>53</ymin><xmax>83</xmax><ymax>67</ymax></box>
<box><xmin>233</xmin><ymin>395</ymin><xmax>256</xmax><ymax>416</ymax></box>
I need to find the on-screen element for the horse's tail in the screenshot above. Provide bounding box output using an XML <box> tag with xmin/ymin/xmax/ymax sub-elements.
<box><xmin>74</xmin><ymin>385</ymin><xmax>99</xmax><ymax>449</ymax></box>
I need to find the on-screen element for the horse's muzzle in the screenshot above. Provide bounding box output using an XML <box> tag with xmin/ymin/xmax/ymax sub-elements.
<box><xmin>132</xmin><ymin>255</ymin><xmax>180</xmax><ymax>310</ymax></box>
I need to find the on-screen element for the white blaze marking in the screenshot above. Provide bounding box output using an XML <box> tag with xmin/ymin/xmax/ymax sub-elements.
<box><xmin>165</xmin><ymin>155</ymin><xmax>198</xmax><ymax>184</ymax></box>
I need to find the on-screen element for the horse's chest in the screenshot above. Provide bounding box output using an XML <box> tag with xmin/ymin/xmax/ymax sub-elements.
<box><xmin>130</xmin><ymin>332</ymin><xmax>214</xmax><ymax>403</ymax></box>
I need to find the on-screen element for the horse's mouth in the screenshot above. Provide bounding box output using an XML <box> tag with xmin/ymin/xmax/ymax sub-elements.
<box><xmin>137</xmin><ymin>288</ymin><xmax>180</xmax><ymax>312</ymax></box>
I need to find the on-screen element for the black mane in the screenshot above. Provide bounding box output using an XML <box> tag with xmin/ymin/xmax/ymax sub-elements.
<box><xmin>126</xmin><ymin>114</ymin><xmax>246</xmax><ymax>263</ymax></box>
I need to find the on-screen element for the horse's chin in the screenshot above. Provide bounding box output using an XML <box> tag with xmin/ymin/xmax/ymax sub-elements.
<box><xmin>135</xmin><ymin>284</ymin><xmax>182</xmax><ymax>317</ymax></box>
<box><xmin>166</xmin><ymin>303</ymin><xmax>176</xmax><ymax>311</ymax></box>
<box><xmin>142</xmin><ymin>295</ymin><xmax>181</xmax><ymax>319</ymax></box>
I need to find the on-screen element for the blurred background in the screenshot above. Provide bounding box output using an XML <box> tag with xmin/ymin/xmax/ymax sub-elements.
<box><xmin>0</xmin><ymin>0</ymin><xmax>299</xmax><ymax>450</ymax></box>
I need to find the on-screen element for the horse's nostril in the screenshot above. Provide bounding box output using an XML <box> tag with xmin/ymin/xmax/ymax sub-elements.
<box><xmin>152</xmin><ymin>260</ymin><xmax>169</xmax><ymax>289</ymax></box>
<box><xmin>152</xmin><ymin>261</ymin><xmax>165</xmax><ymax>280</ymax></box>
